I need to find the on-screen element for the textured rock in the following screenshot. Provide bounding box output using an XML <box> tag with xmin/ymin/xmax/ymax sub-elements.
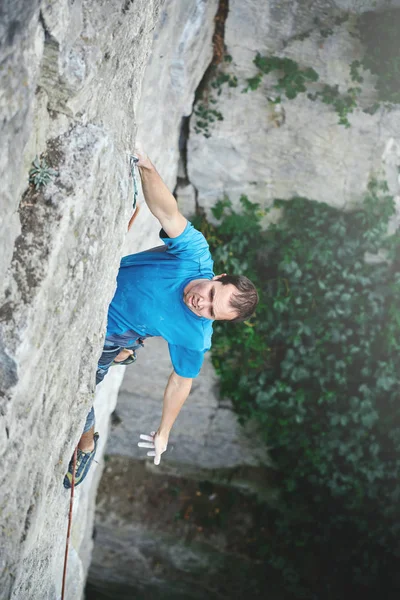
<box><xmin>87</xmin><ymin>458</ymin><xmax>282</xmax><ymax>600</ymax></box>
<box><xmin>135</xmin><ymin>0</ymin><xmax>218</xmax><ymax>190</ymax></box>
<box><xmin>2</xmin><ymin>0</ymin><xmax>400</xmax><ymax>598</ymax></box>
<box><xmin>335</xmin><ymin>0</ymin><xmax>400</xmax><ymax>9</ymax></box>
<box><xmin>0</xmin><ymin>1</ymin><xmax>162</xmax><ymax>598</ymax></box>
<box><xmin>107</xmin><ymin>337</ymin><xmax>270</xmax><ymax>489</ymax></box>
<box><xmin>185</xmin><ymin>1</ymin><xmax>400</xmax><ymax>218</ymax></box>
<box><xmin>175</xmin><ymin>181</ymin><xmax>197</xmax><ymax>218</ymax></box>
<box><xmin>0</xmin><ymin>0</ymin><xmax>43</xmax><ymax>296</ymax></box>
<box><xmin>0</xmin><ymin>122</ymin><xmax>130</xmax><ymax>600</ymax></box>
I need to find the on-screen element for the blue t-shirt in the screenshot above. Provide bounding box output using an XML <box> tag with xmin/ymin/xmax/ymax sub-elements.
<box><xmin>106</xmin><ymin>222</ymin><xmax>215</xmax><ymax>377</ymax></box>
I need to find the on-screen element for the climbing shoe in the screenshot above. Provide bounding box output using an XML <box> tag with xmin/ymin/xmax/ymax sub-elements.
<box><xmin>111</xmin><ymin>350</ymin><xmax>137</xmax><ymax>366</ymax></box>
<box><xmin>63</xmin><ymin>433</ymin><xmax>99</xmax><ymax>489</ymax></box>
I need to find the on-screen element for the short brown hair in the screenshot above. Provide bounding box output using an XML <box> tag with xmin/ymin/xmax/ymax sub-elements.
<box><xmin>219</xmin><ymin>274</ymin><xmax>259</xmax><ymax>322</ymax></box>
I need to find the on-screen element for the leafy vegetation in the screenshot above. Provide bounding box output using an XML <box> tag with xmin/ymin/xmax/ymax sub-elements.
<box><xmin>193</xmin><ymin>183</ymin><xmax>400</xmax><ymax>597</ymax></box>
<box><xmin>243</xmin><ymin>52</ymin><xmax>366</xmax><ymax>127</ymax></box>
<box><xmin>307</xmin><ymin>83</ymin><xmax>361</xmax><ymax>128</ymax></box>
<box><xmin>29</xmin><ymin>156</ymin><xmax>58</xmax><ymax>189</ymax></box>
<box><xmin>194</xmin><ymin>54</ymin><xmax>238</xmax><ymax>138</ymax></box>
<box><xmin>243</xmin><ymin>54</ymin><xmax>319</xmax><ymax>99</ymax></box>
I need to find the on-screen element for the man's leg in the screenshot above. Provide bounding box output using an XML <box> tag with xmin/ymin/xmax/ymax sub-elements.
<box><xmin>82</xmin><ymin>344</ymin><xmax>124</xmax><ymax>444</ymax></box>
<box><xmin>96</xmin><ymin>344</ymin><xmax>123</xmax><ymax>384</ymax></box>
<box><xmin>79</xmin><ymin>407</ymin><xmax>96</xmax><ymax>452</ymax></box>
<box><xmin>80</xmin><ymin>345</ymin><xmax>124</xmax><ymax>447</ymax></box>
<box><xmin>64</xmin><ymin>346</ymin><xmax>123</xmax><ymax>488</ymax></box>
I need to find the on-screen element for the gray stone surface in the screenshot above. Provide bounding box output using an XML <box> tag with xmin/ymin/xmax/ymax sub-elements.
<box><xmin>107</xmin><ymin>337</ymin><xmax>269</xmax><ymax>475</ymax></box>
<box><xmin>0</xmin><ymin>1</ymin><xmax>162</xmax><ymax>598</ymax></box>
<box><xmin>87</xmin><ymin>458</ymin><xmax>282</xmax><ymax>600</ymax></box>
<box><xmin>2</xmin><ymin>0</ymin><xmax>400</xmax><ymax>598</ymax></box>
<box><xmin>135</xmin><ymin>0</ymin><xmax>218</xmax><ymax>191</ymax></box>
<box><xmin>185</xmin><ymin>1</ymin><xmax>400</xmax><ymax>219</ymax></box>
<box><xmin>175</xmin><ymin>181</ymin><xmax>197</xmax><ymax>218</ymax></box>
<box><xmin>0</xmin><ymin>0</ymin><xmax>43</xmax><ymax>297</ymax></box>
<box><xmin>334</xmin><ymin>0</ymin><xmax>400</xmax><ymax>9</ymax></box>
<box><xmin>0</xmin><ymin>120</ymin><xmax>134</xmax><ymax>599</ymax></box>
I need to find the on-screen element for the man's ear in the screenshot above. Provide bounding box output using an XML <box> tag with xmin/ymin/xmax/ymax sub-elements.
<box><xmin>213</xmin><ymin>273</ymin><xmax>226</xmax><ymax>281</ymax></box>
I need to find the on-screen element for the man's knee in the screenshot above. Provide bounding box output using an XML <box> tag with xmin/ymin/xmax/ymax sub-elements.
<box><xmin>98</xmin><ymin>345</ymin><xmax>121</xmax><ymax>367</ymax></box>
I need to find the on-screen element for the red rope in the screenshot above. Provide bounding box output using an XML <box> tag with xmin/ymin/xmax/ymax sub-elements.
<box><xmin>60</xmin><ymin>157</ymin><xmax>138</xmax><ymax>599</ymax></box>
<box><xmin>61</xmin><ymin>446</ymin><xmax>78</xmax><ymax>600</ymax></box>
<box><xmin>128</xmin><ymin>204</ymin><xmax>141</xmax><ymax>231</ymax></box>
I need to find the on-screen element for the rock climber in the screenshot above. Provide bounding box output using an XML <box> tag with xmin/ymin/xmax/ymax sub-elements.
<box><xmin>64</xmin><ymin>149</ymin><xmax>259</xmax><ymax>488</ymax></box>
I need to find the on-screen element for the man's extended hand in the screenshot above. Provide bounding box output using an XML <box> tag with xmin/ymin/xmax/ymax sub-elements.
<box><xmin>138</xmin><ymin>430</ymin><xmax>168</xmax><ymax>466</ymax></box>
<box><xmin>138</xmin><ymin>371</ymin><xmax>191</xmax><ymax>466</ymax></box>
<box><xmin>133</xmin><ymin>144</ymin><xmax>153</xmax><ymax>170</ymax></box>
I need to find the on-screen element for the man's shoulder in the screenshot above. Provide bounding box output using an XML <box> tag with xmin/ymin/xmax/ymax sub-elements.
<box><xmin>168</xmin><ymin>319</ymin><xmax>213</xmax><ymax>377</ymax></box>
<box><xmin>160</xmin><ymin>222</ymin><xmax>212</xmax><ymax>263</ymax></box>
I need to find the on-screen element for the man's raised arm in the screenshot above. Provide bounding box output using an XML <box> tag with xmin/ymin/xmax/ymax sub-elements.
<box><xmin>135</xmin><ymin>150</ymin><xmax>187</xmax><ymax>239</ymax></box>
<box><xmin>138</xmin><ymin>371</ymin><xmax>192</xmax><ymax>465</ymax></box>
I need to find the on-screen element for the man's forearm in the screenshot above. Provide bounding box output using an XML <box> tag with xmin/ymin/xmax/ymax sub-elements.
<box><xmin>138</xmin><ymin>161</ymin><xmax>178</xmax><ymax>223</ymax></box>
<box><xmin>158</xmin><ymin>371</ymin><xmax>193</xmax><ymax>436</ymax></box>
<box><xmin>136</xmin><ymin>152</ymin><xmax>187</xmax><ymax>238</ymax></box>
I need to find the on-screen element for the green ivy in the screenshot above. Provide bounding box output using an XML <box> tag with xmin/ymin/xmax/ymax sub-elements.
<box><xmin>244</xmin><ymin>53</ymin><xmax>368</xmax><ymax>127</ymax></box>
<box><xmin>307</xmin><ymin>83</ymin><xmax>361</xmax><ymax>128</ymax></box>
<box><xmin>193</xmin><ymin>103</ymin><xmax>224</xmax><ymax>138</ymax></box>
<box><xmin>193</xmin><ymin>183</ymin><xmax>400</xmax><ymax>597</ymax></box>
<box><xmin>194</xmin><ymin>55</ymin><xmax>238</xmax><ymax>138</ymax></box>
<box><xmin>243</xmin><ymin>54</ymin><xmax>319</xmax><ymax>99</ymax></box>
<box><xmin>350</xmin><ymin>60</ymin><xmax>364</xmax><ymax>85</ymax></box>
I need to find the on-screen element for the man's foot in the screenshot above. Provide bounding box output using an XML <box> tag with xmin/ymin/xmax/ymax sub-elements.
<box><xmin>63</xmin><ymin>433</ymin><xmax>99</xmax><ymax>489</ymax></box>
<box><xmin>111</xmin><ymin>348</ymin><xmax>136</xmax><ymax>366</ymax></box>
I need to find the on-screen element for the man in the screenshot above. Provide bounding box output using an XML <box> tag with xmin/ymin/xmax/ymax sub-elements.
<box><xmin>64</xmin><ymin>150</ymin><xmax>258</xmax><ymax>488</ymax></box>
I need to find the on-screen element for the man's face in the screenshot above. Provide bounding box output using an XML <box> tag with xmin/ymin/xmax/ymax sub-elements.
<box><xmin>183</xmin><ymin>277</ymin><xmax>238</xmax><ymax>321</ymax></box>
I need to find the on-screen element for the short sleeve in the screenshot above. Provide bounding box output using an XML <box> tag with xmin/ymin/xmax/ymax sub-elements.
<box><xmin>168</xmin><ymin>344</ymin><xmax>207</xmax><ymax>378</ymax></box>
<box><xmin>160</xmin><ymin>221</ymin><xmax>211</xmax><ymax>262</ymax></box>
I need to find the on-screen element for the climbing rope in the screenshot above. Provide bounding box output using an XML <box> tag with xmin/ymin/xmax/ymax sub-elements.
<box><xmin>61</xmin><ymin>154</ymin><xmax>139</xmax><ymax>599</ymax></box>
<box><xmin>128</xmin><ymin>154</ymin><xmax>140</xmax><ymax>231</ymax></box>
<box><xmin>61</xmin><ymin>446</ymin><xmax>78</xmax><ymax>600</ymax></box>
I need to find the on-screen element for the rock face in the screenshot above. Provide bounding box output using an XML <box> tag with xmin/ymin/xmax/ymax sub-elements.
<box><xmin>2</xmin><ymin>0</ymin><xmax>400</xmax><ymax>599</ymax></box>
<box><xmin>87</xmin><ymin>458</ymin><xmax>283</xmax><ymax>600</ymax></box>
<box><xmin>107</xmin><ymin>337</ymin><xmax>271</xmax><ymax>491</ymax></box>
<box><xmin>181</xmin><ymin>0</ymin><xmax>400</xmax><ymax>218</ymax></box>
<box><xmin>135</xmin><ymin>0</ymin><xmax>219</xmax><ymax>191</ymax></box>
<box><xmin>0</xmin><ymin>1</ymin><xmax>163</xmax><ymax>599</ymax></box>
<box><xmin>1</xmin><ymin>0</ymin><xmax>42</xmax><ymax>295</ymax></box>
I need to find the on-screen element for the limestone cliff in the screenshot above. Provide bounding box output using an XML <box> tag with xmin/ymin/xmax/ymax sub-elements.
<box><xmin>1</xmin><ymin>0</ymin><xmax>400</xmax><ymax>599</ymax></box>
<box><xmin>1</xmin><ymin>1</ymin><xmax>222</xmax><ymax>598</ymax></box>
<box><xmin>0</xmin><ymin>1</ymin><xmax>162</xmax><ymax>598</ymax></box>
<box><xmin>179</xmin><ymin>0</ymin><xmax>400</xmax><ymax>217</ymax></box>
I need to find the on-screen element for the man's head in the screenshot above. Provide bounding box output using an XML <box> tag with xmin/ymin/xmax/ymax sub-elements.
<box><xmin>183</xmin><ymin>274</ymin><xmax>258</xmax><ymax>322</ymax></box>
